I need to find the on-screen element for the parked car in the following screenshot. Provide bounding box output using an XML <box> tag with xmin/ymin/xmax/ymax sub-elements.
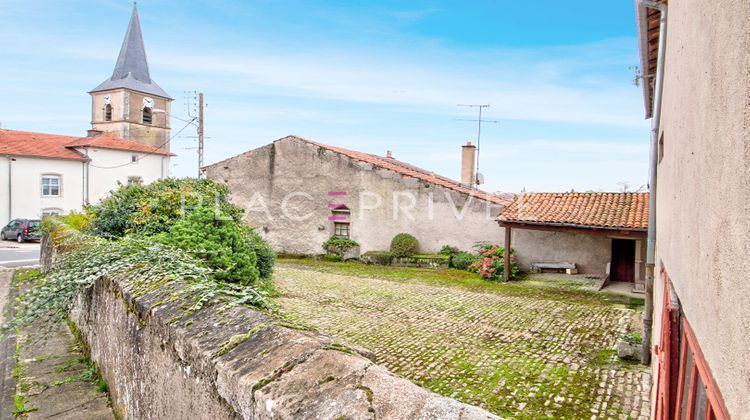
<box><xmin>1</xmin><ymin>219</ymin><xmax>41</xmax><ymax>243</ymax></box>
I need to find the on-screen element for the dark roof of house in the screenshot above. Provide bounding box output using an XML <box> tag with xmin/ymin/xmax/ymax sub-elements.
<box><xmin>497</xmin><ymin>192</ymin><xmax>649</xmax><ymax>231</ymax></box>
<box><xmin>90</xmin><ymin>4</ymin><xmax>171</xmax><ymax>99</ymax></box>
<box><xmin>206</xmin><ymin>135</ymin><xmax>513</xmax><ymax>206</ymax></box>
<box><xmin>0</xmin><ymin>129</ymin><xmax>174</xmax><ymax>160</ymax></box>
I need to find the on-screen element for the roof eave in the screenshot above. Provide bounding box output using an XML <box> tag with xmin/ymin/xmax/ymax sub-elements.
<box><xmin>0</xmin><ymin>152</ymin><xmax>90</xmax><ymax>162</ymax></box>
<box><xmin>67</xmin><ymin>144</ymin><xmax>175</xmax><ymax>157</ymax></box>
<box><xmin>497</xmin><ymin>219</ymin><xmax>647</xmax><ymax>233</ymax></box>
<box><xmin>636</xmin><ymin>0</ymin><xmax>654</xmax><ymax>119</ymax></box>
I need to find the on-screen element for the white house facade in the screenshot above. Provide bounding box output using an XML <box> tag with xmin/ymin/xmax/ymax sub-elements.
<box><xmin>0</xmin><ymin>3</ymin><xmax>175</xmax><ymax>227</ymax></box>
<box><xmin>0</xmin><ymin>129</ymin><xmax>172</xmax><ymax>225</ymax></box>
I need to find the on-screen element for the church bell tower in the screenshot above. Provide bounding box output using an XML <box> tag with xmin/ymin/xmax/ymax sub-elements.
<box><xmin>89</xmin><ymin>3</ymin><xmax>172</xmax><ymax>151</ymax></box>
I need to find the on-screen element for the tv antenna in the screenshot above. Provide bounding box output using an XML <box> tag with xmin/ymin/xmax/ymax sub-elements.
<box><xmin>456</xmin><ymin>104</ymin><xmax>499</xmax><ymax>186</ymax></box>
<box><xmin>629</xmin><ymin>66</ymin><xmax>643</xmax><ymax>87</ymax></box>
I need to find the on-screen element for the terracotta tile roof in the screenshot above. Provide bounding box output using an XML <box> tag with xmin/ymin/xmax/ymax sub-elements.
<box><xmin>497</xmin><ymin>192</ymin><xmax>649</xmax><ymax>230</ymax></box>
<box><xmin>65</xmin><ymin>135</ymin><xmax>174</xmax><ymax>156</ymax></box>
<box><xmin>290</xmin><ymin>136</ymin><xmax>512</xmax><ymax>206</ymax></box>
<box><xmin>0</xmin><ymin>129</ymin><xmax>173</xmax><ymax>160</ymax></box>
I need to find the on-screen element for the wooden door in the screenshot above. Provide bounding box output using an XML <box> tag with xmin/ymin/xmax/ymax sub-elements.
<box><xmin>611</xmin><ymin>239</ymin><xmax>635</xmax><ymax>282</ymax></box>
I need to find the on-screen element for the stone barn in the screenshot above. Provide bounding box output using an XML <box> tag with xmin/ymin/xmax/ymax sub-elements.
<box><xmin>497</xmin><ymin>192</ymin><xmax>648</xmax><ymax>289</ymax></box>
<box><xmin>204</xmin><ymin>135</ymin><xmax>513</xmax><ymax>256</ymax></box>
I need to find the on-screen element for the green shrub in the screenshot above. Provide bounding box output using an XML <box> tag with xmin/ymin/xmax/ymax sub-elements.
<box><xmin>58</xmin><ymin>210</ymin><xmax>94</xmax><ymax>231</ymax></box>
<box><xmin>17</xmin><ymin>221</ymin><xmax>268</xmax><ymax>331</ymax></box>
<box><xmin>451</xmin><ymin>252</ymin><xmax>476</xmax><ymax>270</ymax></box>
<box><xmin>155</xmin><ymin>207</ymin><xmax>259</xmax><ymax>285</ymax></box>
<box><xmin>390</xmin><ymin>233</ymin><xmax>419</xmax><ymax>258</ymax></box>
<box><xmin>244</xmin><ymin>228</ymin><xmax>276</xmax><ymax>280</ymax></box>
<box><xmin>83</xmin><ymin>178</ymin><xmax>274</xmax><ymax>282</ymax></box>
<box><xmin>89</xmin><ymin>178</ymin><xmax>243</xmax><ymax>238</ymax></box>
<box><xmin>622</xmin><ymin>332</ymin><xmax>643</xmax><ymax>345</ymax></box>
<box><xmin>322</xmin><ymin>237</ymin><xmax>359</xmax><ymax>258</ymax></box>
<box><xmin>438</xmin><ymin>245</ymin><xmax>459</xmax><ymax>257</ymax></box>
<box><xmin>362</xmin><ymin>251</ymin><xmax>393</xmax><ymax>265</ymax></box>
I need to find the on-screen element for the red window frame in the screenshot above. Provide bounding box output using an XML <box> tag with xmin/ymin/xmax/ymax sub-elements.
<box><xmin>654</xmin><ymin>268</ymin><xmax>730</xmax><ymax>420</ymax></box>
<box><xmin>654</xmin><ymin>269</ymin><xmax>681</xmax><ymax>420</ymax></box>
<box><xmin>674</xmin><ymin>318</ymin><xmax>730</xmax><ymax>420</ymax></box>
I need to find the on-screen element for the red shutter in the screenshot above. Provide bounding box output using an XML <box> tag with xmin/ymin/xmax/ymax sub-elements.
<box><xmin>654</xmin><ymin>271</ymin><xmax>680</xmax><ymax>419</ymax></box>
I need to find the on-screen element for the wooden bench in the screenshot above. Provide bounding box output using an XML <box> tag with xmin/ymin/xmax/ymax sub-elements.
<box><xmin>530</xmin><ymin>262</ymin><xmax>578</xmax><ymax>274</ymax></box>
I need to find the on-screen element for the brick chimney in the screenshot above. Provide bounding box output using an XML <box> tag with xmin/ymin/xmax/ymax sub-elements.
<box><xmin>386</xmin><ymin>150</ymin><xmax>393</xmax><ymax>158</ymax></box>
<box><xmin>461</xmin><ymin>140</ymin><xmax>476</xmax><ymax>186</ymax></box>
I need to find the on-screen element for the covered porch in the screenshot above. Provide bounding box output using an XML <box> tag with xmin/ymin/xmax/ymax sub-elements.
<box><xmin>496</xmin><ymin>192</ymin><xmax>649</xmax><ymax>293</ymax></box>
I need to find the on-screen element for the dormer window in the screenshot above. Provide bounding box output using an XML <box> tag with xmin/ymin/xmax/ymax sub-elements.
<box><xmin>104</xmin><ymin>104</ymin><xmax>112</xmax><ymax>121</ymax></box>
<box><xmin>142</xmin><ymin>107</ymin><xmax>152</xmax><ymax>125</ymax></box>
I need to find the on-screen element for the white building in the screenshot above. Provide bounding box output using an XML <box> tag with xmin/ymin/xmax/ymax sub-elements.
<box><xmin>0</xmin><ymin>3</ymin><xmax>175</xmax><ymax>226</ymax></box>
<box><xmin>0</xmin><ymin>129</ymin><xmax>172</xmax><ymax>224</ymax></box>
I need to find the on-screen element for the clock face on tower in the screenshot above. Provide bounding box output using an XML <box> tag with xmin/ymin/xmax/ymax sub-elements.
<box><xmin>143</xmin><ymin>97</ymin><xmax>154</xmax><ymax>109</ymax></box>
<box><xmin>103</xmin><ymin>95</ymin><xmax>112</xmax><ymax>105</ymax></box>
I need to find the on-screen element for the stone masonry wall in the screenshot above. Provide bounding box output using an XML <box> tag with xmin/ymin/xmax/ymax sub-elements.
<box><xmin>205</xmin><ymin>136</ymin><xmax>509</xmax><ymax>256</ymax></box>
<box><xmin>49</xmin><ymin>246</ymin><xmax>499</xmax><ymax>419</ymax></box>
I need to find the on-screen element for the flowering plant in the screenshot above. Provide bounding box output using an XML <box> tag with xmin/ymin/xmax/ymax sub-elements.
<box><xmin>469</xmin><ymin>244</ymin><xmax>520</xmax><ymax>281</ymax></box>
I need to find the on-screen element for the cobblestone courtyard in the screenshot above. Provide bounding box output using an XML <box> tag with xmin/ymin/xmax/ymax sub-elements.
<box><xmin>274</xmin><ymin>261</ymin><xmax>651</xmax><ymax>419</ymax></box>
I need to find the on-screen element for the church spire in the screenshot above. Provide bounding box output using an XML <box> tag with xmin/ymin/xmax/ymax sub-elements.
<box><xmin>111</xmin><ymin>2</ymin><xmax>150</xmax><ymax>83</ymax></box>
<box><xmin>90</xmin><ymin>2</ymin><xmax>171</xmax><ymax>99</ymax></box>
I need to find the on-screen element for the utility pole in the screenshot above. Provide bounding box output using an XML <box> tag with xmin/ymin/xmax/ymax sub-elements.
<box><xmin>456</xmin><ymin>104</ymin><xmax>498</xmax><ymax>186</ymax></box>
<box><xmin>197</xmin><ymin>92</ymin><xmax>204</xmax><ymax>179</ymax></box>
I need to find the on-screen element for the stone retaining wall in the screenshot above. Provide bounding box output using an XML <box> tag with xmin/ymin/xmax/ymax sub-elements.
<box><xmin>46</xmin><ymin>243</ymin><xmax>499</xmax><ymax>419</ymax></box>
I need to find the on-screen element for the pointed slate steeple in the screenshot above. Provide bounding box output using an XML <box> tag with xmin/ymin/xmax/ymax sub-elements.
<box><xmin>90</xmin><ymin>3</ymin><xmax>171</xmax><ymax>99</ymax></box>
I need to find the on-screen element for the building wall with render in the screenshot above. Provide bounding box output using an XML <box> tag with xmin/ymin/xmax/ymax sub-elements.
<box><xmin>650</xmin><ymin>0</ymin><xmax>750</xmax><ymax>415</ymax></box>
<box><xmin>205</xmin><ymin>136</ymin><xmax>509</xmax><ymax>256</ymax></box>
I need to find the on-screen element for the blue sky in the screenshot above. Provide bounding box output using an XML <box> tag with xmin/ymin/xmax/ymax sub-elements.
<box><xmin>0</xmin><ymin>0</ymin><xmax>649</xmax><ymax>193</ymax></box>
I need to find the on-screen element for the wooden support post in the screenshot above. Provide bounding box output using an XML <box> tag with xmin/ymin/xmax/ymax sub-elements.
<box><xmin>504</xmin><ymin>227</ymin><xmax>511</xmax><ymax>282</ymax></box>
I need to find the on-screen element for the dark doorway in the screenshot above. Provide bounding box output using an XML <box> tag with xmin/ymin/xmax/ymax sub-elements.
<box><xmin>611</xmin><ymin>239</ymin><xmax>635</xmax><ymax>282</ymax></box>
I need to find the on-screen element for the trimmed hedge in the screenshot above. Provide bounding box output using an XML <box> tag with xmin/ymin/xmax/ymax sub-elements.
<box><xmin>390</xmin><ymin>233</ymin><xmax>419</xmax><ymax>258</ymax></box>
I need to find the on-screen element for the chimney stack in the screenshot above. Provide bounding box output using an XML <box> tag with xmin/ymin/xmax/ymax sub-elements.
<box><xmin>386</xmin><ymin>150</ymin><xmax>393</xmax><ymax>159</ymax></box>
<box><xmin>461</xmin><ymin>140</ymin><xmax>476</xmax><ymax>186</ymax></box>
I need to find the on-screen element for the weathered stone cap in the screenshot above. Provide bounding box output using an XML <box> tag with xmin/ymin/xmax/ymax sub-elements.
<box><xmin>131</xmin><ymin>280</ymin><xmax>502</xmax><ymax>419</ymax></box>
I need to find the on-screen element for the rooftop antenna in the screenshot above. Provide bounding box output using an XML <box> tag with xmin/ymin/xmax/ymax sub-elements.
<box><xmin>456</xmin><ymin>104</ymin><xmax>499</xmax><ymax>186</ymax></box>
<box><xmin>629</xmin><ymin>66</ymin><xmax>643</xmax><ymax>87</ymax></box>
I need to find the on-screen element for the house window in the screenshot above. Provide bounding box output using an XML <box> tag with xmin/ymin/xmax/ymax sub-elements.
<box><xmin>142</xmin><ymin>107</ymin><xmax>152</xmax><ymax>125</ymax></box>
<box><xmin>127</xmin><ymin>176</ymin><xmax>143</xmax><ymax>186</ymax></box>
<box><xmin>330</xmin><ymin>205</ymin><xmax>351</xmax><ymax>238</ymax></box>
<box><xmin>104</xmin><ymin>104</ymin><xmax>112</xmax><ymax>121</ymax></box>
<box><xmin>131</xmin><ymin>155</ymin><xmax>138</xmax><ymax>163</ymax></box>
<box><xmin>41</xmin><ymin>175</ymin><xmax>61</xmax><ymax>197</ymax></box>
<box><xmin>334</xmin><ymin>222</ymin><xmax>350</xmax><ymax>238</ymax></box>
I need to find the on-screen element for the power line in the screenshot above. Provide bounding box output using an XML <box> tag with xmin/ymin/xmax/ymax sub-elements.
<box><xmin>88</xmin><ymin>118</ymin><xmax>196</xmax><ymax>169</ymax></box>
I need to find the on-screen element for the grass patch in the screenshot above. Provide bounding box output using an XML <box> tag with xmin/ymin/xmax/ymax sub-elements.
<box><xmin>14</xmin><ymin>394</ymin><xmax>37</xmax><ymax>415</ymax></box>
<box><xmin>278</xmin><ymin>259</ymin><xmax>617</xmax><ymax>306</ymax></box>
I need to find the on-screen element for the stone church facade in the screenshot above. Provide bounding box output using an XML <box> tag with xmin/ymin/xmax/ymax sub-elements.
<box><xmin>205</xmin><ymin>136</ymin><xmax>512</xmax><ymax>256</ymax></box>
